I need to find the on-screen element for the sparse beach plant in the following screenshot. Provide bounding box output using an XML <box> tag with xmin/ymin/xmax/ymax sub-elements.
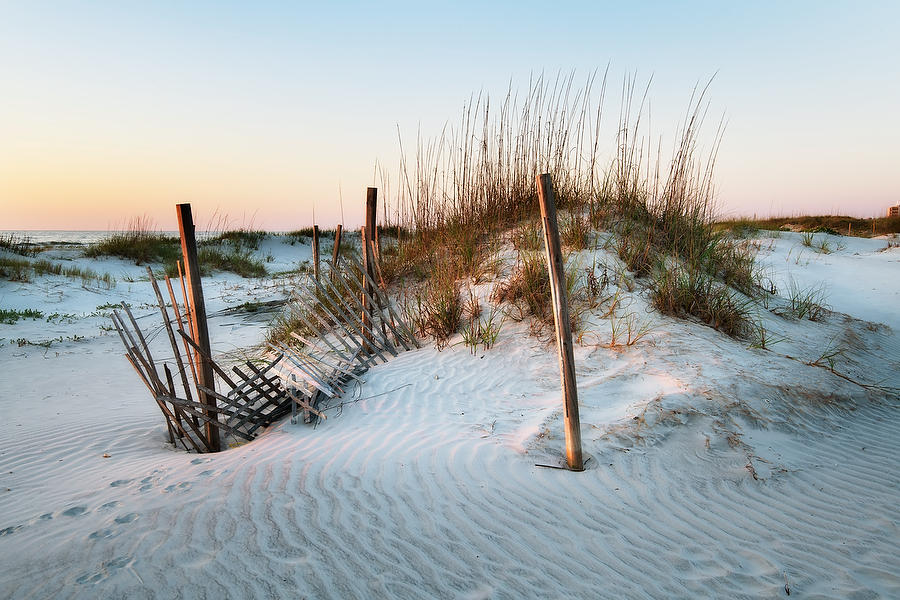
<box><xmin>0</xmin><ymin>308</ymin><xmax>45</xmax><ymax>324</ymax></box>
<box><xmin>785</xmin><ymin>279</ymin><xmax>829</xmax><ymax>321</ymax></box>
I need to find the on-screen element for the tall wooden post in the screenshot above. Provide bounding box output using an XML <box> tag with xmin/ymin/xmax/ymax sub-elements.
<box><xmin>312</xmin><ymin>225</ymin><xmax>320</xmax><ymax>281</ymax></box>
<box><xmin>362</xmin><ymin>188</ymin><xmax>378</xmax><ymax>348</ymax></box>
<box><xmin>536</xmin><ymin>174</ymin><xmax>584</xmax><ymax>471</ymax></box>
<box><xmin>176</xmin><ymin>203</ymin><xmax>220</xmax><ymax>452</ymax></box>
<box><xmin>331</xmin><ymin>223</ymin><xmax>343</xmax><ymax>268</ymax></box>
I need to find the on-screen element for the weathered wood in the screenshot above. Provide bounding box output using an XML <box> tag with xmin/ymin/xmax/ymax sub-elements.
<box><xmin>176</xmin><ymin>329</ymin><xmax>239</xmax><ymax>391</ymax></box>
<box><xmin>121</xmin><ymin>304</ymin><xmax>157</xmax><ymax>375</ymax></box>
<box><xmin>164</xmin><ymin>364</ymin><xmax>205</xmax><ymax>453</ymax></box>
<box><xmin>347</xmin><ymin>249</ymin><xmax>411</xmax><ymax>351</ymax></box>
<box><xmin>331</xmin><ymin>224</ymin><xmax>343</xmax><ymax>269</ymax></box>
<box><xmin>312</xmin><ymin>225</ymin><xmax>320</xmax><ymax>281</ymax></box>
<box><xmin>287</xmin><ymin>389</ymin><xmax>327</xmax><ymax>421</ymax></box>
<box><xmin>148</xmin><ymin>268</ymin><xmax>197</xmax><ymax>414</ymax></box>
<box><xmin>165</xmin><ymin>274</ymin><xmax>200</xmax><ymax>399</ymax></box>
<box><xmin>536</xmin><ymin>173</ymin><xmax>584</xmax><ymax>472</ymax></box>
<box><xmin>227</xmin><ymin>353</ymin><xmax>283</xmax><ymax>398</ymax></box>
<box><xmin>163</xmin><ymin>395</ymin><xmax>255</xmax><ymax>442</ymax></box>
<box><xmin>312</xmin><ymin>274</ymin><xmax>383</xmax><ymax>361</ymax></box>
<box><xmin>112</xmin><ymin>311</ymin><xmax>163</xmax><ymax>393</ymax></box>
<box><xmin>287</xmin><ymin>295</ymin><xmax>370</xmax><ymax>363</ymax></box>
<box><xmin>296</xmin><ymin>283</ymin><xmax>388</xmax><ymax>363</ymax></box>
<box><xmin>177</xmin><ymin>203</ymin><xmax>220</xmax><ymax>452</ymax></box>
<box><xmin>343</xmin><ymin>254</ymin><xmax>419</xmax><ymax>349</ymax></box>
<box><xmin>308</xmin><ymin>276</ymin><xmax>394</xmax><ymax>359</ymax></box>
<box><xmin>360</xmin><ymin>225</ymin><xmax>372</xmax><ymax>350</ymax></box>
<box><xmin>286</xmin><ymin>336</ymin><xmax>366</xmax><ymax>383</ymax></box>
<box><xmin>289</xmin><ymin>331</ymin><xmax>353</xmax><ymax>366</ymax></box>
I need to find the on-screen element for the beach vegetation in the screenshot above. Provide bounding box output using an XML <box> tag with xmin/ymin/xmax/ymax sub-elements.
<box><xmin>784</xmin><ymin>279</ymin><xmax>829</xmax><ymax>321</ymax></box>
<box><xmin>0</xmin><ymin>233</ymin><xmax>41</xmax><ymax>257</ymax></box>
<box><xmin>716</xmin><ymin>214</ymin><xmax>900</xmax><ymax>238</ymax></box>
<box><xmin>0</xmin><ymin>256</ymin><xmax>115</xmax><ymax>288</ymax></box>
<box><xmin>0</xmin><ymin>308</ymin><xmax>44</xmax><ymax>324</ymax></box>
<box><xmin>84</xmin><ymin>216</ymin><xmax>181</xmax><ymax>264</ymax></box>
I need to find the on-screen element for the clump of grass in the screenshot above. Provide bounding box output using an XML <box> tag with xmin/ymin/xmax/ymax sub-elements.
<box><xmin>284</xmin><ymin>228</ymin><xmax>336</xmax><ymax>245</ymax></box>
<box><xmin>0</xmin><ymin>256</ymin><xmax>32</xmax><ymax>281</ymax></box>
<box><xmin>0</xmin><ymin>233</ymin><xmax>40</xmax><ymax>257</ymax></box>
<box><xmin>651</xmin><ymin>264</ymin><xmax>752</xmax><ymax>337</ymax></box>
<box><xmin>196</xmin><ymin>247</ymin><xmax>267</xmax><ymax>278</ymax></box>
<box><xmin>491</xmin><ymin>252</ymin><xmax>585</xmax><ymax>335</ymax></box>
<box><xmin>409</xmin><ymin>266</ymin><xmax>463</xmax><ymax>349</ymax></box>
<box><xmin>615</xmin><ymin>221</ymin><xmax>657</xmax><ymax>277</ymax></box>
<box><xmin>785</xmin><ymin>279</ymin><xmax>829</xmax><ymax>321</ymax></box>
<box><xmin>560</xmin><ymin>212</ymin><xmax>591</xmax><ymax>250</ymax></box>
<box><xmin>0</xmin><ymin>256</ymin><xmax>115</xmax><ymax>287</ymax></box>
<box><xmin>607</xmin><ymin>311</ymin><xmax>654</xmax><ymax>347</ymax></box>
<box><xmin>492</xmin><ymin>252</ymin><xmax>552</xmax><ymax>325</ymax></box>
<box><xmin>512</xmin><ymin>220</ymin><xmax>543</xmax><ymax>252</ymax></box>
<box><xmin>0</xmin><ymin>308</ymin><xmax>44</xmax><ymax>324</ymax></box>
<box><xmin>461</xmin><ymin>304</ymin><xmax>504</xmax><ymax>354</ymax></box>
<box><xmin>85</xmin><ymin>216</ymin><xmax>180</xmax><ymax>265</ymax></box>
<box><xmin>202</xmin><ymin>229</ymin><xmax>267</xmax><ymax>251</ymax></box>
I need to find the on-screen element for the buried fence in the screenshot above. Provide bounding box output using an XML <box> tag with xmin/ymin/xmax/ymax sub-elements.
<box><xmin>113</xmin><ymin>178</ymin><xmax>582</xmax><ymax>468</ymax></box>
<box><xmin>111</xmin><ymin>202</ymin><xmax>418</xmax><ymax>453</ymax></box>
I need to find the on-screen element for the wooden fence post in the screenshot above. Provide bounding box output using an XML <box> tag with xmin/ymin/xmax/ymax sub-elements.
<box><xmin>331</xmin><ymin>223</ymin><xmax>343</xmax><ymax>268</ymax></box>
<box><xmin>176</xmin><ymin>203</ymin><xmax>220</xmax><ymax>452</ymax></box>
<box><xmin>362</xmin><ymin>188</ymin><xmax>378</xmax><ymax>348</ymax></box>
<box><xmin>312</xmin><ymin>225</ymin><xmax>320</xmax><ymax>281</ymax></box>
<box><xmin>536</xmin><ymin>174</ymin><xmax>584</xmax><ymax>471</ymax></box>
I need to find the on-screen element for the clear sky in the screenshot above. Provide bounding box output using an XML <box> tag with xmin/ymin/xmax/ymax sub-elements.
<box><xmin>2</xmin><ymin>1</ymin><xmax>898</xmax><ymax>230</ymax></box>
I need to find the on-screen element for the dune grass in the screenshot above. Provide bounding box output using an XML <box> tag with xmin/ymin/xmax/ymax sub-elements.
<box><xmin>371</xmin><ymin>71</ymin><xmax>763</xmax><ymax>345</ymax></box>
<box><xmin>84</xmin><ymin>217</ymin><xmax>267</xmax><ymax>278</ymax></box>
<box><xmin>84</xmin><ymin>216</ymin><xmax>180</xmax><ymax>264</ymax></box>
<box><xmin>0</xmin><ymin>233</ymin><xmax>41</xmax><ymax>257</ymax></box>
<box><xmin>716</xmin><ymin>215</ymin><xmax>900</xmax><ymax>237</ymax></box>
<box><xmin>0</xmin><ymin>256</ymin><xmax>116</xmax><ymax>288</ymax></box>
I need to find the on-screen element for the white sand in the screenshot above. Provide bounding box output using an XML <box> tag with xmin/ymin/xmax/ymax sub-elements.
<box><xmin>1</xmin><ymin>231</ymin><xmax>898</xmax><ymax>599</ymax></box>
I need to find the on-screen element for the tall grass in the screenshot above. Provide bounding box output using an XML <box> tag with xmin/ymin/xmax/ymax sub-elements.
<box><xmin>368</xmin><ymin>70</ymin><xmax>759</xmax><ymax>343</ymax></box>
<box><xmin>0</xmin><ymin>233</ymin><xmax>40</xmax><ymax>257</ymax></box>
<box><xmin>0</xmin><ymin>256</ymin><xmax>115</xmax><ymax>287</ymax></box>
<box><xmin>84</xmin><ymin>216</ymin><xmax>180</xmax><ymax>264</ymax></box>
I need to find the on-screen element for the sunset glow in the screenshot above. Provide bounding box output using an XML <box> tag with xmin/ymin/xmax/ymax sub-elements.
<box><xmin>2</xmin><ymin>1</ymin><xmax>898</xmax><ymax>230</ymax></box>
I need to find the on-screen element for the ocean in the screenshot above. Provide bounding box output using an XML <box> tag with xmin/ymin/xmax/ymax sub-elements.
<box><xmin>1</xmin><ymin>230</ymin><xmax>182</xmax><ymax>245</ymax></box>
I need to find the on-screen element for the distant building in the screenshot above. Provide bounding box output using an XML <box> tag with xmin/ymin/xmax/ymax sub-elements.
<box><xmin>889</xmin><ymin>204</ymin><xmax>900</xmax><ymax>218</ymax></box>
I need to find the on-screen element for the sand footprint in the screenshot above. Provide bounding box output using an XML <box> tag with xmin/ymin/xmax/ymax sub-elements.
<box><xmin>74</xmin><ymin>556</ymin><xmax>132</xmax><ymax>585</ymax></box>
<box><xmin>114</xmin><ymin>513</ymin><xmax>139</xmax><ymax>524</ymax></box>
<box><xmin>88</xmin><ymin>528</ymin><xmax>116</xmax><ymax>540</ymax></box>
<box><xmin>61</xmin><ymin>506</ymin><xmax>88</xmax><ymax>517</ymax></box>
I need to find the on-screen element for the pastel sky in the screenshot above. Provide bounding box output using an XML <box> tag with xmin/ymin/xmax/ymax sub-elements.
<box><xmin>2</xmin><ymin>1</ymin><xmax>898</xmax><ymax>230</ymax></box>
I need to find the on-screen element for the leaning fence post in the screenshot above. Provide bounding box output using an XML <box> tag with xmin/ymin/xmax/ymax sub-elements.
<box><xmin>176</xmin><ymin>203</ymin><xmax>220</xmax><ymax>452</ymax></box>
<box><xmin>331</xmin><ymin>223</ymin><xmax>343</xmax><ymax>269</ymax></box>
<box><xmin>362</xmin><ymin>187</ymin><xmax>378</xmax><ymax>349</ymax></box>
<box><xmin>312</xmin><ymin>225</ymin><xmax>320</xmax><ymax>281</ymax></box>
<box><xmin>536</xmin><ymin>174</ymin><xmax>584</xmax><ymax>471</ymax></box>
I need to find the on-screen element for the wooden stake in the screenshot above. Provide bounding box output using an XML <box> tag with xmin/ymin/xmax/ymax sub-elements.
<box><xmin>331</xmin><ymin>223</ymin><xmax>343</xmax><ymax>269</ymax></box>
<box><xmin>536</xmin><ymin>173</ymin><xmax>584</xmax><ymax>472</ymax></box>
<box><xmin>176</xmin><ymin>203</ymin><xmax>220</xmax><ymax>452</ymax></box>
<box><xmin>312</xmin><ymin>225</ymin><xmax>320</xmax><ymax>281</ymax></box>
<box><xmin>363</xmin><ymin>187</ymin><xmax>378</xmax><ymax>349</ymax></box>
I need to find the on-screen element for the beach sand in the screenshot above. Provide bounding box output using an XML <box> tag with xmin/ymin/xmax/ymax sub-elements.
<box><xmin>1</xmin><ymin>231</ymin><xmax>898</xmax><ymax>599</ymax></box>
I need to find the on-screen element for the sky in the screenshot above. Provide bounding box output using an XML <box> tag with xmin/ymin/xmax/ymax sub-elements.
<box><xmin>1</xmin><ymin>1</ymin><xmax>898</xmax><ymax>231</ymax></box>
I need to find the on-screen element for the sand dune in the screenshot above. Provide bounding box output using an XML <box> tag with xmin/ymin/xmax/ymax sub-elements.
<box><xmin>1</xmin><ymin>231</ymin><xmax>898</xmax><ymax>598</ymax></box>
